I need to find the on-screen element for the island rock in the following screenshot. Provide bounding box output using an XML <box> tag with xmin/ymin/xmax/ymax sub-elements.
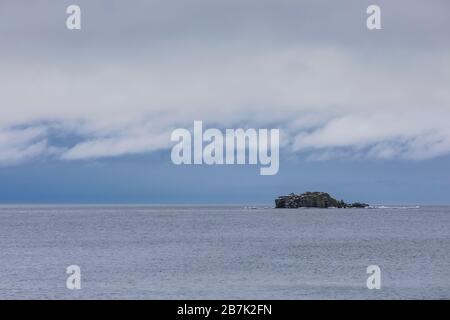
<box><xmin>275</xmin><ymin>192</ymin><xmax>369</xmax><ymax>209</ymax></box>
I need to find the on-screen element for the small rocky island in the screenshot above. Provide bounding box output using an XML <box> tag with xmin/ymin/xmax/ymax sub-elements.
<box><xmin>275</xmin><ymin>192</ymin><xmax>369</xmax><ymax>209</ymax></box>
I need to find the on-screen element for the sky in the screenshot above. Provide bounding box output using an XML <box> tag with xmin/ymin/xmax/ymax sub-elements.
<box><xmin>0</xmin><ymin>0</ymin><xmax>449</xmax><ymax>204</ymax></box>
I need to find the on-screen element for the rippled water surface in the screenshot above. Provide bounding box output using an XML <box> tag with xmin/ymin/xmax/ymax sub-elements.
<box><xmin>0</xmin><ymin>205</ymin><xmax>449</xmax><ymax>299</ymax></box>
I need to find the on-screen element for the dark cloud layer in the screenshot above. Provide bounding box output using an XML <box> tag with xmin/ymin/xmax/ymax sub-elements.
<box><xmin>0</xmin><ymin>0</ymin><xmax>449</xmax><ymax>163</ymax></box>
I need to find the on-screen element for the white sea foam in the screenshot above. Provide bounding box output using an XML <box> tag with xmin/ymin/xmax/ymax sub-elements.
<box><xmin>368</xmin><ymin>205</ymin><xmax>421</xmax><ymax>209</ymax></box>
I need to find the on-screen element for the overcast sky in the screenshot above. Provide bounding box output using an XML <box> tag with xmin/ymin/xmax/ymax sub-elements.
<box><xmin>0</xmin><ymin>1</ymin><xmax>449</xmax><ymax>203</ymax></box>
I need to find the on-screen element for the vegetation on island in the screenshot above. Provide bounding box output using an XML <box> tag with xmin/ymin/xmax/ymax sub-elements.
<box><xmin>275</xmin><ymin>192</ymin><xmax>369</xmax><ymax>209</ymax></box>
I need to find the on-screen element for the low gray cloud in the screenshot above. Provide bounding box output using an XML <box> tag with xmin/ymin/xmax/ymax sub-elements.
<box><xmin>0</xmin><ymin>0</ymin><xmax>449</xmax><ymax>163</ymax></box>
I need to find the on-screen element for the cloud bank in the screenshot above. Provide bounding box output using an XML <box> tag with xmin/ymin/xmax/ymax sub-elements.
<box><xmin>0</xmin><ymin>0</ymin><xmax>449</xmax><ymax>164</ymax></box>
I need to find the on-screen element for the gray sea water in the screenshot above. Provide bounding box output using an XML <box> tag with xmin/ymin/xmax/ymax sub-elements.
<box><xmin>0</xmin><ymin>205</ymin><xmax>449</xmax><ymax>299</ymax></box>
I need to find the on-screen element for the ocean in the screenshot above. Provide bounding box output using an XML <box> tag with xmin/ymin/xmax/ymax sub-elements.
<box><xmin>0</xmin><ymin>205</ymin><xmax>449</xmax><ymax>299</ymax></box>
